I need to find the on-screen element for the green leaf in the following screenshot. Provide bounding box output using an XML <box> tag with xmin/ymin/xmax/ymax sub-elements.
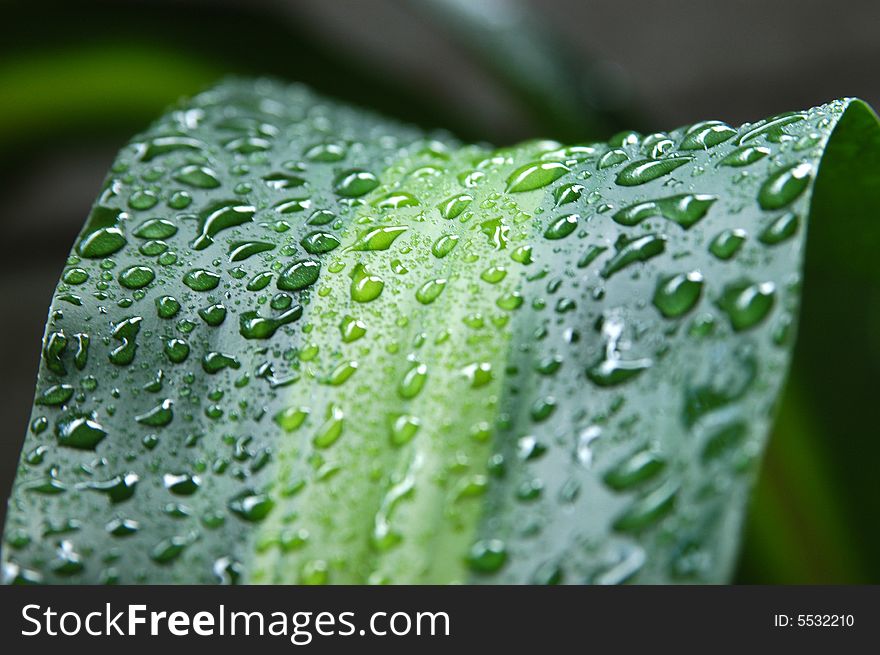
<box><xmin>2</xmin><ymin>80</ymin><xmax>878</xmax><ymax>584</ymax></box>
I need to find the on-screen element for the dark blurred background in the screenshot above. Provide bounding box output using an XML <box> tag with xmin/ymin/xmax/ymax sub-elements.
<box><xmin>2</xmin><ymin>0</ymin><xmax>879</xmax><ymax>583</ymax></box>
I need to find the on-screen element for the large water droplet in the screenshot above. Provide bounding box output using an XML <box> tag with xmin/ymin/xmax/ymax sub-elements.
<box><xmin>758</xmin><ymin>162</ymin><xmax>812</xmax><ymax>209</ymax></box>
<box><xmin>613</xmin><ymin>194</ymin><xmax>715</xmax><ymax>229</ymax></box>
<box><xmin>601</xmin><ymin>234</ymin><xmax>666</xmax><ymax>278</ymax></box>
<box><xmin>57</xmin><ymin>416</ymin><xmax>107</xmax><ymax>450</ymax></box>
<box><xmin>717</xmin><ymin>280</ymin><xmax>776</xmax><ymax>331</ymax></box>
<box><xmin>277</xmin><ymin>260</ymin><xmax>320</xmax><ymax>291</ymax></box>
<box><xmin>615</xmin><ymin>157</ymin><xmax>692</xmax><ymax>186</ymax></box>
<box><xmin>653</xmin><ymin>271</ymin><xmax>704</xmax><ymax>318</ymax></box>
<box><xmin>506</xmin><ymin>161</ymin><xmax>569</xmax><ymax>193</ymax></box>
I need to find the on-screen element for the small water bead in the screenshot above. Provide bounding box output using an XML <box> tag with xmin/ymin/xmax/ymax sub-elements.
<box><xmin>263</xmin><ymin>171</ymin><xmax>306</xmax><ymax>190</ymax></box>
<box><xmin>274</xmin><ymin>406</ymin><xmax>309</xmax><ymax>433</ymax></box>
<box><xmin>226</xmin><ymin>136</ymin><xmax>271</xmax><ymax>154</ymax></box>
<box><xmin>109</xmin><ymin>316</ymin><xmax>142</xmax><ymax>366</ymax></box>
<box><xmin>163</xmin><ymin>503</ymin><xmax>191</xmax><ymax>518</ymax></box>
<box><xmin>679</xmin><ymin>120</ymin><xmax>736</xmax><ymax>150</ymax></box>
<box><xmin>313</xmin><ymin>405</ymin><xmax>345</xmax><ymax>448</ymax></box>
<box><xmin>43</xmin><ymin>330</ymin><xmax>69</xmax><ymax>375</ymax></box>
<box><xmin>162</xmin><ymin>472</ymin><xmax>202</xmax><ymax>496</ymax></box>
<box><xmin>173</xmin><ymin>164</ymin><xmax>220</xmax><ymax>189</ymax></box>
<box><xmin>63</xmin><ymin>268</ymin><xmax>89</xmax><ymax>285</ymax></box>
<box><xmin>701</xmin><ymin>420</ymin><xmax>749</xmax><ymax>462</ymax></box>
<box><xmin>305</xmin><ymin>142</ymin><xmax>346</xmax><ymax>162</ymax></box>
<box><xmin>139</xmin><ymin>240</ymin><xmax>168</xmax><ymax>256</ymax></box>
<box><xmin>275</xmin><ymin>198</ymin><xmax>312</xmax><ymax>213</ymax></box>
<box><xmin>719</xmin><ymin>145</ymin><xmax>770</xmax><ymax>167</ymax></box>
<box><xmin>25</xmin><ymin>445</ymin><xmax>47</xmax><ymax>465</ymax></box>
<box><xmin>462</xmin><ymin>362</ymin><xmax>493</xmax><ymax>388</ymax></box>
<box><xmin>643</xmin><ymin>134</ymin><xmax>675</xmax><ymax>158</ymax></box>
<box><xmin>334</xmin><ymin>169</ymin><xmax>379</xmax><ymax>197</ymax></box>
<box><xmin>135</xmin><ymin>399</ymin><xmax>174</xmax><ymax>427</ymax></box>
<box><xmin>326</xmin><ymin>361</ymin><xmax>358</xmax><ymax>386</ymax></box>
<box><xmin>373</xmin><ymin>191</ymin><xmax>419</xmax><ymax>209</ymax></box>
<box><xmin>506</xmin><ymin>161</ymin><xmax>570</xmax><ymax>193</ymax></box>
<box><xmin>398</xmin><ymin>362</ymin><xmax>427</xmax><ymax>399</ymax></box>
<box><xmin>78</xmin><ymin>226</ymin><xmax>127</xmax><ymax>258</ymax></box>
<box><xmin>438</xmin><ymin>193</ymin><xmax>473</xmax><ymax>219</ymax></box>
<box><xmin>598</xmin><ymin>149</ymin><xmax>629</xmax><ymax>169</ymax></box>
<box><xmin>516</xmin><ymin>478</ymin><xmax>544</xmax><ymax>501</ymax></box>
<box><xmin>139</xmin><ymin>135</ymin><xmax>203</xmax><ymax>161</ymax></box>
<box><xmin>511</xmin><ymin>245</ymin><xmax>533</xmax><ymax>264</ymax></box>
<box><xmin>480</xmin><ymin>217</ymin><xmax>510</xmax><ymax>249</ymax></box>
<box><xmin>613</xmin><ymin>193</ymin><xmax>715</xmax><ymax>229</ymax></box>
<box><xmin>196</xmin><ymin>303</ymin><xmax>226</xmax><ymax>326</ymax></box>
<box><xmin>52</xmin><ymin>540</ymin><xmax>85</xmax><ymax>576</ymax></box>
<box><xmin>543</xmin><ymin>213</ymin><xmax>578</xmax><ymax>240</ymax></box>
<box><xmin>134</xmin><ymin>218</ymin><xmax>177</xmax><ymax>239</ymax></box>
<box><xmin>202</xmin><ymin>351</ymin><xmax>240</xmax><ymax>374</ymax></box>
<box><xmin>759</xmin><ymin>212</ymin><xmax>799</xmax><ymax>245</ymax></box>
<box><xmin>615</xmin><ymin>156</ymin><xmax>692</xmax><ymax>186</ymax></box>
<box><xmin>609</xmin><ymin>130</ymin><xmax>640</xmax><ymax>147</ymax></box>
<box><xmin>118</xmin><ymin>265</ymin><xmax>155</xmax><ymax>289</ymax></box>
<box><xmin>587</xmin><ymin>356</ymin><xmax>652</xmax><ymax>387</ymax></box>
<box><xmin>653</xmin><ymin>271</ymin><xmax>704</xmax><ymax>318</ymax></box>
<box><xmin>350</xmin><ymin>264</ymin><xmax>384</xmax><ymax>302</ymax></box>
<box><xmin>300</xmin><ymin>560</ymin><xmax>329</xmax><ymax>585</ymax></box>
<box><xmin>301</xmin><ymin>231</ymin><xmax>341</xmax><ymax>254</ymax></box>
<box><xmin>603</xmin><ymin>449</ymin><xmax>666</xmax><ymax>491</ymax></box>
<box><xmin>717</xmin><ymin>280</ymin><xmax>776</xmax><ymax>331</ymax></box>
<box><xmin>164</xmin><ymin>338</ymin><xmax>190</xmax><ymax>363</ymax></box>
<box><xmin>480</xmin><ymin>266</ymin><xmax>507</xmax><ymax>284</ymax></box>
<box><xmin>270</xmin><ymin>293</ymin><xmax>292</xmax><ymax>310</ymax></box>
<box><xmin>496</xmin><ymin>291</ymin><xmax>523</xmax><ymax>310</ymax></box>
<box><xmin>601</xmin><ymin>234</ymin><xmax>666</xmax><ymax>278</ymax></box>
<box><xmin>227</xmin><ymin>489</ymin><xmax>275</xmax><ymax>522</ymax></box>
<box><xmin>709</xmin><ymin>228</ymin><xmax>747</xmax><ymax>260</ymax></box>
<box><xmin>348</xmin><ymin>225</ymin><xmax>407</xmax><ymax>251</ymax></box>
<box><xmin>150</xmin><ymin>534</ymin><xmax>195</xmax><ymax>565</ymax></box>
<box><xmin>758</xmin><ymin>162</ymin><xmax>812</xmax><ymax>209</ymax></box>
<box><xmin>228</xmin><ymin>240</ymin><xmax>275</xmax><ymax>262</ymax></box>
<box><xmin>156</xmin><ymin>296</ymin><xmax>181</xmax><ymax>319</ymax></box>
<box><xmin>554</xmin><ymin>183</ymin><xmax>583</xmax><ymax>205</ymax></box>
<box><xmin>128</xmin><ymin>189</ymin><xmax>159</xmax><ymax>210</ymax></box>
<box><xmin>56</xmin><ymin>416</ymin><xmax>107</xmax><ymax>450</ymax></box>
<box><xmin>36</xmin><ymin>383</ymin><xmax>74</xmax><ymax>406</ymax></box>
<box><xmin>530</xmin><ymin>396</ymin><xmax>556</xmax><ymax>422</ymax></box>
<box><xmin>192</xmin><ymin>202</ymin><xmax>255</xmax><ymax>250</ymax></box>
<box><xmin>415</xmin><ymin>278</ymin><xmax>447</xmax><ymax>304</ymax></box>
<box><xmin>239</xmin><ymin>306</ymin><xmax>303</xmax><ymax>339</ymax></box>
<box><xmin>467</xmin><ymin>539</ymin><xmax>507</xmax><ymax>573</ymax></box>
<box><xmin>307</xmin><ymin>209</ymin><xmax>336</xmax><ymax>226</ymax></box>
<box><xmin>183</xmin><ymin>269</ymin><xmax>220</xmax><ymax>291</ymax></box>
<box><xmin>737</xmin><ymin>112</ymin><xmax>806</xmax><ymax>144</ymax></box>
<box><xmin>388</xmin><ymin>414</ymin><xmax>420</xmax><ymax>446</ymax></box>
<box><xmin>247</xmin><ymin>271</ymin><xmax>273</xmax><ymax>291</ymax></box>
<box><xmin>612</xmin><ymin>481</ymin><xmax>679</xmax><ymax>533</ymax></box>
<box><xmin>340</xmin><ymin>315</ymin><xmax>367</xmax><ymax>342</ymax></box>
<box><xmin>168</xmin><ymin>190</ymin><xmax>192</xmax><ymax>209</ymax></box>
<box><xmin>431</xmin><ymin>234</ymin><xmax>459</xmax><ymax>258</ymax></box>
<box><xmin>106</xmin><ymin>518</ymin><xmax>140</xmax><ymax>537</ymax></box>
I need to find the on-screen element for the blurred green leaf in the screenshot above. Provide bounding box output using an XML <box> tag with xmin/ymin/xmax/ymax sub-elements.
<box><xmin>738</xmin><ymin>101</ymin><xmax>880</xmax><ymax>583</ymax></box>
<box><xmin>408</xmin><ymin>0</ymin><xmax>638</xmax><ymax>139</ymax></box>
<box><xmin>0</xmin><ymin>43</ymin><xmax>221</xmax><ymax>153</ymax></box>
